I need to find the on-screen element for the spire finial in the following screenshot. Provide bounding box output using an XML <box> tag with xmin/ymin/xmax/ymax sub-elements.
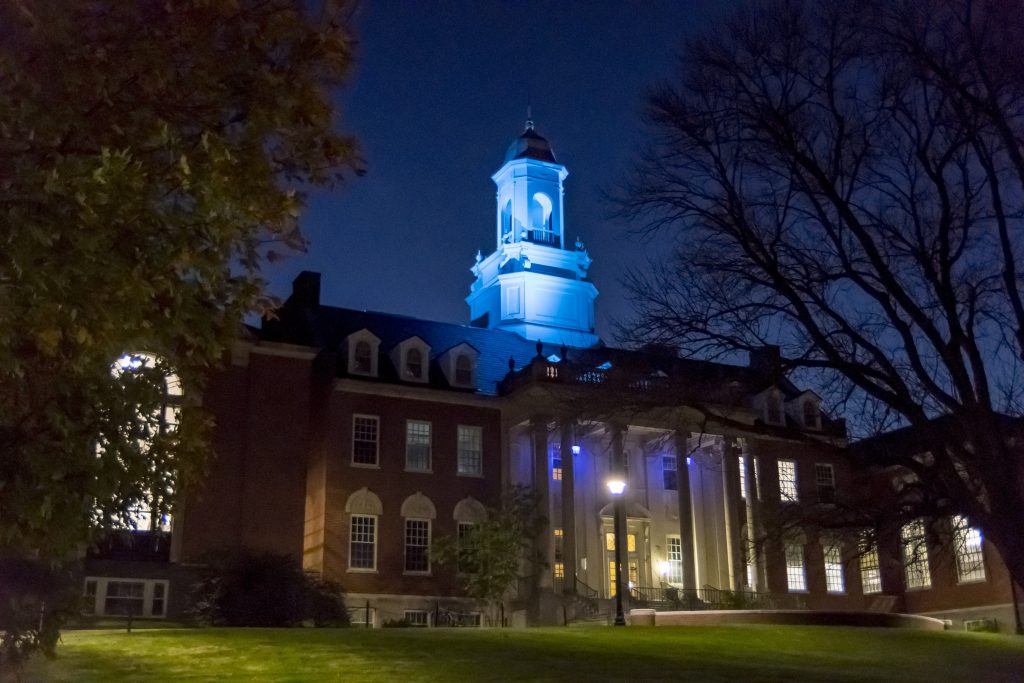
<box><xmin>525</xmin><ymin>100</ymin><xmax>534</xmax><ymax>131</ymax></box>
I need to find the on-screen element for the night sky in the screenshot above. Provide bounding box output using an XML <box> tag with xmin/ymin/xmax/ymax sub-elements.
<box><xmin>266</xmin><ymin>1</ymin><xmax>730</xmax><ymax>341</ymax></box>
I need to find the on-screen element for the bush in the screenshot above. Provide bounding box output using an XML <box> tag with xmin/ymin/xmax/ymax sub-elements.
<box><xmin>189</xmin><ymin>551</ymin><xmax>348</xmax><ymax>627</ymax></box>
<box><xmin>0</xmin><ymin>556</ymin><xmax>78</xmax><ymax>672</ymax></box>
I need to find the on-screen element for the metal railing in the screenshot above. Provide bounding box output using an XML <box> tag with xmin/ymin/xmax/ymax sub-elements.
<box><xmin>629</xmin><ymin>585</ymin><xmax>808</xmax><ymax>612</ymax></box>
<box><xmin>527</xmin><ymin>229</ymin><xmax>560</xmax><ymax>248</ymax></box>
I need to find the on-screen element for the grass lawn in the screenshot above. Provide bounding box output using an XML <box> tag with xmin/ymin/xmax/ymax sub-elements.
<box><xmin>24</xmin><ymin>625</ymin><xmax>1024</xmax><ymax>682</ymax></box>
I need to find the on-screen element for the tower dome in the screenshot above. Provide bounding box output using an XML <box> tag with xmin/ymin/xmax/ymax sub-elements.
<box><xmin>504</xmin><ymin>123</ymin><xmax>557</xmax><ymax>164</ymax></box>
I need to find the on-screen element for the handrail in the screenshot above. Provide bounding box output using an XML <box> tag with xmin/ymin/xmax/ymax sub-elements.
<box><xmin>629</xmin><ymin>585</ymin><xmax>808</xmax><ymax>612</ymax></box>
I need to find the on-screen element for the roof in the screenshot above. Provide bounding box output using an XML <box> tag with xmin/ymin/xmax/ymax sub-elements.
<box><xmin>504</xmin><ymin>126</ymin><xmax>558</xmax><ymax>164</ymax></box>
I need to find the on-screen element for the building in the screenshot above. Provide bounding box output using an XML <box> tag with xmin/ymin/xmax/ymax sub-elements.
<box><xmin>82</xmin><ymin>120</ymin><xmax>1022</xmax><ymax>632</ymax></box>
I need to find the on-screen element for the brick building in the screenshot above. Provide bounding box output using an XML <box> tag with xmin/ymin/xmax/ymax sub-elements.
<box><xmin>82</xmin><ymin>121</ymin><xmax>1022</xmax><ymax>631</ymax></box>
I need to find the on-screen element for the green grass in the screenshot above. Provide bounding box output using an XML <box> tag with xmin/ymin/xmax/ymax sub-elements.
<box><xmin>24</xmin><ymin>625</ymin><xmax>1024</xmax><ymax>682</ymax></box>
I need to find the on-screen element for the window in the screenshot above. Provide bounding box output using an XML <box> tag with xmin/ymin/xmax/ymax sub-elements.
<box><xmin>738</xmin><ymin>455</ymin><xmax>747</xmax><ymax>499</ymax></box>
<box><xmin>662</xmin><ymin>455</ymin><xmax>677</xmax><ymax>491</ymax></box>
<box><xmin>666</xmin><ymin>536</ymin><xmax>684</xmax><ymax>584</ymax></box>
<box><xmin>82</xmin><ymin>578</ymin><xmax>168</xmax><ymax>618</ymax></box>
<box><xmin>604</xmin><ymin>532</ymin><xmax>637</xmax><ymax>554</ymax></box>
<box><xmin>803</xmin><ymin>401</ymin><xmax>820</xmax><ymax>429</ymax></box>
<box><xmin>627</xmin><ymin>534</ymin><xmax>637</xmax><ymax>553</ymax></box>
<box><xmin>457</xmin><ymin>425</ymin><xmax>483</xmax><ymax>476</ymax></box>
<box><xmin>151</xmin><ymin>582</ymin><xmax>166</xmax><ymax>617</ymax></box>
<box><xmin>352</xmin><ymin>415</ymin><xmax>379</xmax><ymax>466</ymax></box>
<box><xmin>349</xmin><ymin>515</ymin><xmax>377</xmax><ymax>570</ymax></box>
<box><xmin>785</xmin><ymin>541</ymin><xmax>807</xmax><ymax>592</ymax></box>
<box><xmin>815</xmin><ymin>463</ymin><xmax>835</xmax><ymax>503</ymax></box>
<box><xmin>455</xmin><ymin>353</ymin><xmax>473</xmax><ymax>386</ymax></box>
<box><xmin>405</xmin><ymin>348</ymin><xmax>424</xmax><ymax>380</ymax></box>
<box><xmin>901</xmin><ymin>519</ymin><xmax>932</xmax><ymax>590</ymax></box>
<box><xmin>860</xmin><ymin>538</ymin><xmax>882</xmax><ymax>594</ymax></box>
<box><xmin>354</xmin><ymin>341</ymin><xmax>372</xmax><ymax>373</ymax></box>
<box><xmin>778</xmin><ymin>460</ymin><xmax>798</xmax><ymax>501</ymax></box>
<box><xmin>405</xmin><ymin>420</ymin><xmax>431</xmax><ymax>471</ymax></box>
<box><xmin>405</xmin><ymin>519</ymin><xmax>431</xmax><ymax>573</ymax></box>
<box><xmin>554</xmin><ymin>562</ymin><xmax>565</xmax><ymax>579</ymax></box>
<box><xmin>823</xmin><ymin>540</ymin><xmax>845</xmax><ymax>593</ymax></box>
<box><xmin>554</xmin><ymin>528</ymin><xmax>564</xmax><ymax>560</ymax></box>
<box><xmin>405</xmin><ymin>610</ymin><xmax>429</xmax><ymax>627</ymax></box>
<box><xmin>348</xmin><ymin>606</ymin><xmax>376</xmax><ymax>627</ymax></box>
<box><xmin>457</xmin><ymin>522</ymin><xmax>476</xmax><ymax>574</ymax></box>
<box><xmin>82</xmin><ymin>579</ymin><xmax>98</xmax><ymax>616</ymax></box>
<box><xmin>551</xmin><ymin>444</ymin><xmax>562</xmax><ymax>481</ymax></box>
<box><xmin>104</xmin><ymin>580</ymin><xmax>146</xmax><ymax>616</ymax></box>
<box><xmin>952</xmin><ymin>515</ymin><xmax>986</xmax><ymax>583</ymax></box>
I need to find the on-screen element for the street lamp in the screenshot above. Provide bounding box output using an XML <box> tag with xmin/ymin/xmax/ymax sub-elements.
<box><xmin>606</xmin><ymin>474</ymin><xmax>627</xmax><ymax>626</ymax></box>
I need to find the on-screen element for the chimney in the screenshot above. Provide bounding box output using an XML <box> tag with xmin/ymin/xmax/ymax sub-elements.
<box><xmin>748</xmin><ymin>345</ymin><xmax>782</xmax><ymax>378</ymax></box>
<box><xmin>290</xmin><ymin>271</ymin><xmax>321</xmax><ymax>307</ymax></box>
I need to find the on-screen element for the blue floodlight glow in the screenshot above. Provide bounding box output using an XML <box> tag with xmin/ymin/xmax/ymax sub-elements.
<box><xmin>686</xmin><ymin>457</ymin><xmax>692</xmax><ymax>465</ymax></box>
<box><xmin>597</xmin><ymin>361</ymin><xmax>612</xmax><ymax>370</ymax></box>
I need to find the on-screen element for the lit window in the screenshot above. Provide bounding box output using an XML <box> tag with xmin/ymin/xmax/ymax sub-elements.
<box><xmin>354</xmin><ymin>341</ymin><xmax>372</xmax><ymax>374</ymax></box>
<box><xmin>554</xmin><ymin>562</ymin><xmax>565</xmax><ymax>579</ymax></box>
<box><xmin>405</xmin><ymin>348</ymin><xmax>424</xmax><ymax>380</ymax></box>
<box><xmin>605</xmin><ymin>532</ymin><xmax>616</xmax><ymax>552</ymax></box>
<box><xmin>815</xmin><ymin>463</ymin><xmax>835</xmax><ymax>503</ymax></box>
<box><xmin>457</xmin><ymin>425</ymin><xmax>482</xmax><ymax>476</ymax></box>
<box><xmin>823</xmin><ymin>539</ymin><xmax>845</xmax><ymax>593</ymax></box>
<box><xmin>738</xmin><ymin>455</ymin><xmax>747</xmax><ymax>499</ymax></box>
<box><xmin>952</xmin><ymin>515</ymin><xmax>986</xmax><ymax>584</ymax></box>
<box><xmin>608</xmin><ymin>560</ymin><xmax>617</xmax><ymax>597</ymax></box>
<box><xmin>405</xmin><ymin>519</ymin><xmax>431</xmax><ymax>573</ymax></box>
<box><xmin>455</xmin><ymin>353</ymin><xmax>474</xmax><ymax>386</ymax></box>
<box><xmin>627</xmin><ymin>534</ymin><xmax>636</xmax><ymax>553</ymax></box>
<box><xmin>405</xmin><ymin>420</ymin><xmax>431</xmax><ymax>472</ymax></box>
<box><xmin>785</xmin><ymin>541</ymin><xmax>807</xmax><ymax>592</ymax></box>
<box><xmin>901</xmin><ymin>520</ymin><xmax>932</xmax><ymax>590</ymax></box>
<box><xmin>551</xmin><ymin>444</ymin><xmax>562</xmax><ymax>481</ymax></box>
<box><xmin>352</xmin><ymin>415</ymin><xmax>379</xmax><ymax>466</ymax></box>
<box><xmin>405</xmin><ymin>610</ymin><xmax>429</xmax><ymax>627</ymax></box>
<box><xmin>666</xmin><ymin>536</ymin><xmax>684</xmax><ymax>584</ymax></box>
<box><xmin>349</xmin><ymin>515</ymin><xmax>377</xmax><ymax>570</ymax></box>
<box><xmin>778</xmin><ymin>460</ymin><xmax>798</xmax><ymax>502</ymax></box>
<box><xmin>663</xmin><ymin>455</ymin><xmax>677</xmax><ymax>491</ymax></box>
<box><xmin>860</xmin><ymin>537</ymin><xmax>882</xmax><ymax>594</ymax></box>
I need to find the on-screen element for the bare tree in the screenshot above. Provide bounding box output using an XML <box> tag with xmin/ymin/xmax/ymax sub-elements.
<box><xmin>617</xmin><ymin>0</ymin><xmax>1024</xmax><ymax>591</ymax></box>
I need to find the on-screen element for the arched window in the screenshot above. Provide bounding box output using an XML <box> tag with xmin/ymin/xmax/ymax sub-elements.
<box><xmin>109</xmin><ymin>353</ymin><xmax>181</xmax><ymax>532</ymax></box>
<box><xmin>405</xmin><ymin>348</ymin><xmax>423</xmax><ymax>380</ymax></box>
<box><xmin>455</xmin><ymin>353</ymin><xmax>473</xmax><ymax>386</ymax></box>
<box><xmin>501</xmin><ymin>199</ymin><xmax>513</xmax><ymax>242</ymax></box>
<box><xmin>354</xmin><ymin>341</ymin><xmax>372</xmax><ymax>373</ymax></box>
<box><xmin>530</xmin><ymin>192</ymin><xmax>553</xmax><ymax>232</ymax></box>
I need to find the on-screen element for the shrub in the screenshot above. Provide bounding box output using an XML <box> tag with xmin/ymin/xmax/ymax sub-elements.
<box><xmin>189</xmin><ymin>551</ymin><xmax>347</xmax><ymax>627</ymax></box>
<box><xmin>0</xmin><ymin>557</ymin><xmax>78</xmax><ymax>673</ymax></box>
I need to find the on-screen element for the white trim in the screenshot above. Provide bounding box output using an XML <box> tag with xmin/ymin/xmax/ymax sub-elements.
<box><xmin>82</xmin><ymin>577</ymin><xmax>169</xmax><ymax>618</ymax></box>
<box><xmin>249</xmin><ymin>342</ymin><xmax>319</xmax><ymax>360</ymax></box>
<box><xmin>334</xmin><ymin>378</ymin><xmax>497</xmax><ymax>407</ymax></box>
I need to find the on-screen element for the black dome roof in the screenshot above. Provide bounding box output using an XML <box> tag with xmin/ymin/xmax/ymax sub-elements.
<box><xmin>504</xmin><ymin>124</ymin><xmax>557</xmax><ymax>164</ymax></box>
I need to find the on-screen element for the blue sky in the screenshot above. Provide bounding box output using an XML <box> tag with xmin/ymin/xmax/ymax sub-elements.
<box><xmin>266</xmin><ymin>0</ymin><xmax>730</xmax><ymax>340</ymax></box>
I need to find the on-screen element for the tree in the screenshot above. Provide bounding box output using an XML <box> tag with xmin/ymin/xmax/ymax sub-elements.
<box><xmin>618</xmin><ymin>0</ymin><xmax>1024</xmax><ymax>591</ymax></box>
<box><xmin>433</xmin><ymin>486</ymin><xmax>545</xmax><ymax>626</ymax></box>
<box><xmin>0</xmin><ymin>0</ymin><xmax>359</xmax><ymax>562</ymax></box>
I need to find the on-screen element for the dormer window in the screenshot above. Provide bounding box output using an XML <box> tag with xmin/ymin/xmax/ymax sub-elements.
<box><xmin>766</xmin><ymin>393</ymin><xmax>783</xmax><ymax>425</ymax></box>
<box><xmin>438</xmin><ymin>343</ymin><xmax>478</xmax><ymax>389</ymax></box>
<box><xmin>405</xmin><ymin>348</ymin><xmax>424</xmax><ymax>380</ymax></box>
<box><xmin>455</xmin><ymin>354</ymin><xmax>473</xmax><ymax>386</ymax></box>
<box><xmin>354</xmin><ymin>341</ymin><xmax>372</xmax><ymax>373</ymax></box>
<box><xmin>391</xmin><ymin>336</ymin><xmax>431</xmax><ymax>384</ymax></box>
<box><xmin>346</xmin><ymin>329</ymin><xmax>381</xmax><ymax>377</ymax></box>
<box><xmin>803</xmin><ymin>400</ymin><xmax>820</xmax><ymax>430</ymax></box>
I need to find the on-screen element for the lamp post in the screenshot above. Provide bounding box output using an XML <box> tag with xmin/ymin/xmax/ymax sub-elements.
<box><xmin>606</xmin><ymin>473</ymin><xmax>627</xmax><ymax>626</ymax></box>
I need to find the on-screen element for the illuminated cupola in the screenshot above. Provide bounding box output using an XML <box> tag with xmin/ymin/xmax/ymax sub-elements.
<box><xmin>467</xmin><ymin>116</ymin><xmax>599</xmax><ymax>347</ymax></box>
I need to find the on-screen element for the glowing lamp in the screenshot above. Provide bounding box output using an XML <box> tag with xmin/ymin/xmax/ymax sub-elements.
<box><xmin>607</xmin><ymin>478</ymin><xmax>626</xmax><ymax>496</ymax></box>
<box><xmin>657</xmin><ymin>560</ymin><xmax>670</xmax><ymax>577</ymax></box>
<box><xmin>571</xmin><ymin>445</ymin><xmax>581</xmax><ymax>455</ymax></box>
